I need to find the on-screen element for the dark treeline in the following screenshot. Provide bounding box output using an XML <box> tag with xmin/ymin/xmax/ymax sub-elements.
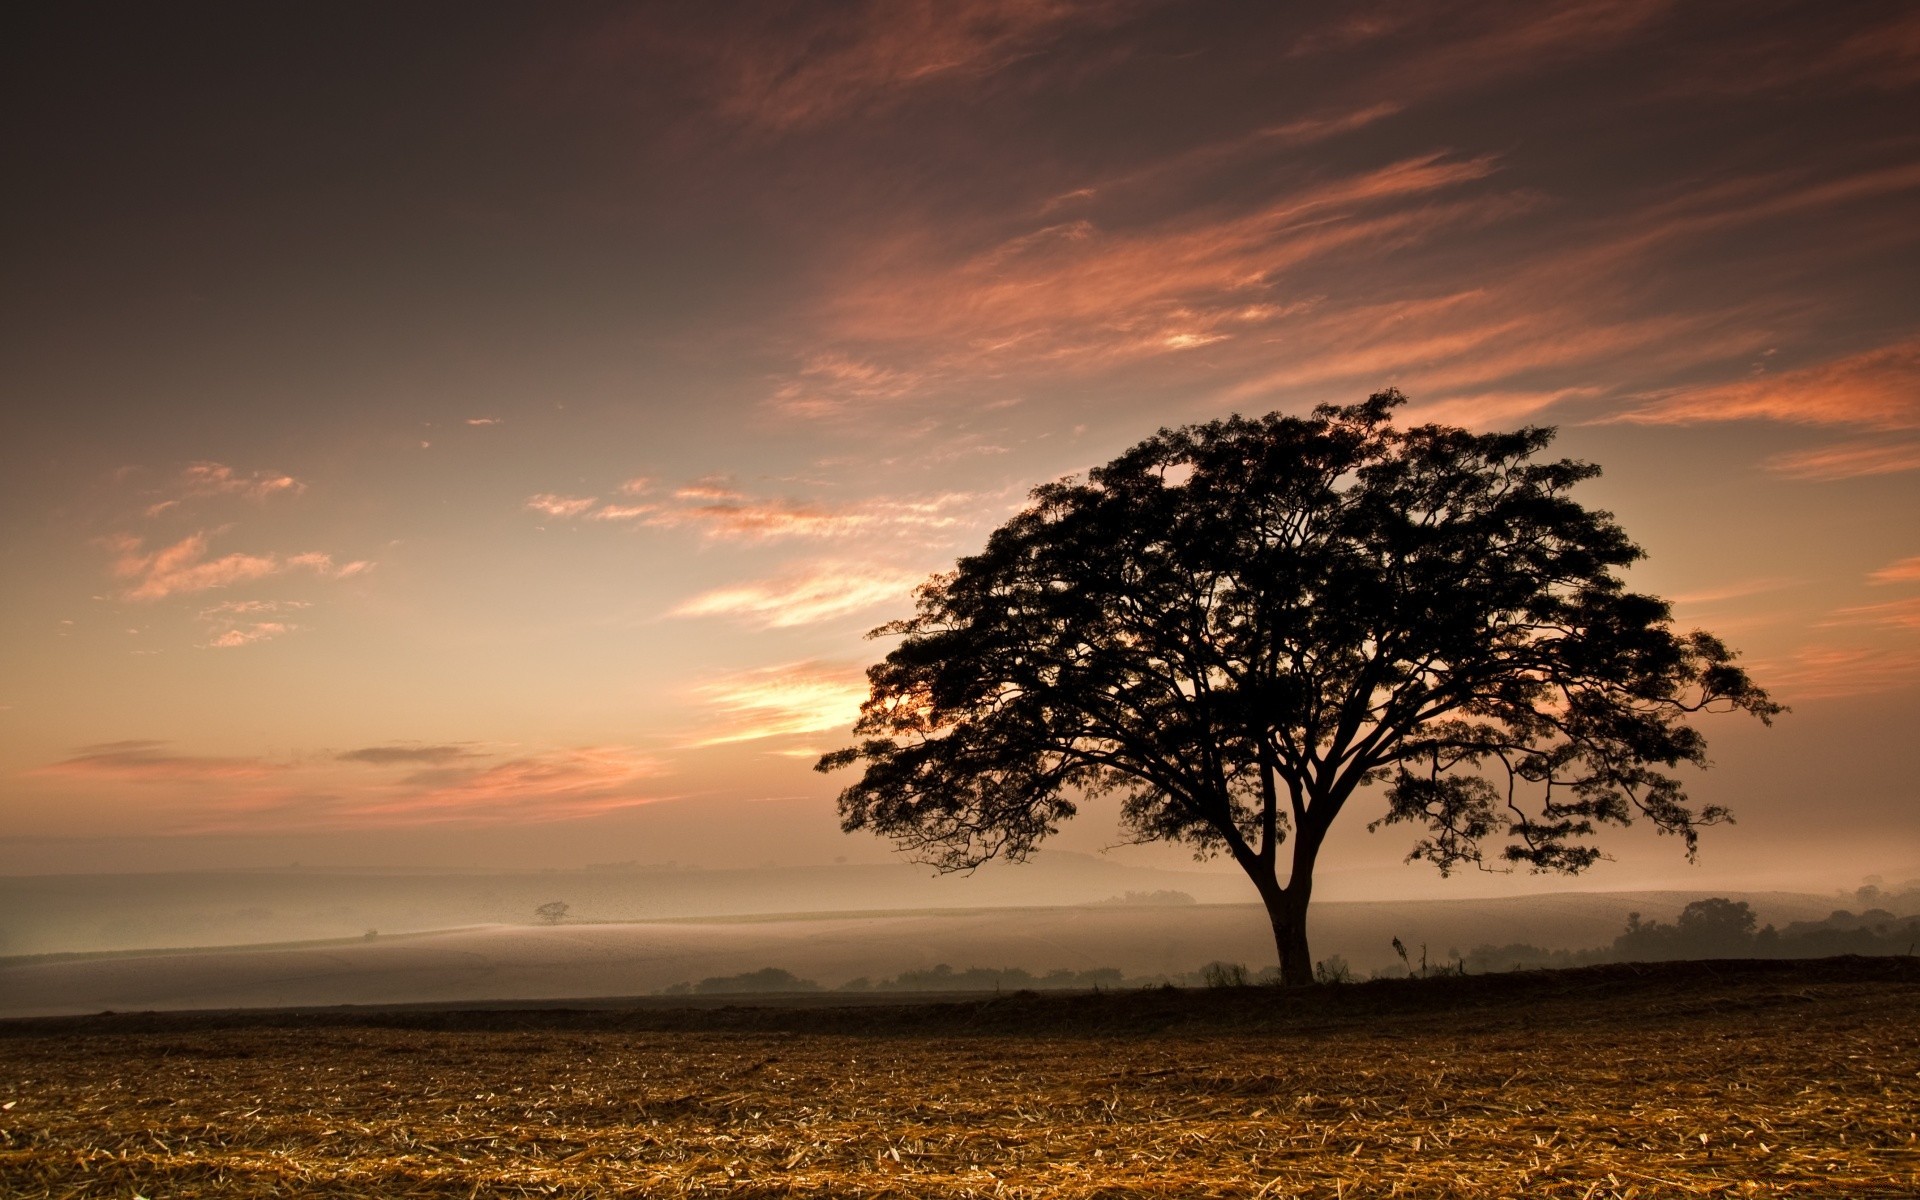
<box><xmin>1467</xmin><ymin>895</ymin><xmax>1920</xmax><ymax>974</ymax></box>
<box><xmin>660</xmin><ymin>891</ymin><xmax>1919</xmax><ymax>994</ymax></box>
<box><xmin>660</xmin><ymin>962</ymin><xmax>1242</xmax><ymax>996</ymax></box>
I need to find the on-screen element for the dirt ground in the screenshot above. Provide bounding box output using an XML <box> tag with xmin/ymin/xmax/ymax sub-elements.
<box><xmin>2</xmin><ymin>958</ymin><xmax>1915</xmax><ymax>1198</ymax></box>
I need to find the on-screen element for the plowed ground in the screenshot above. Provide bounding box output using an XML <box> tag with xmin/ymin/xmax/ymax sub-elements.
<box><xmin>2</xmin><ymin>958</ymin><xmax>1915</xmax><ymax>1198</ymax></box>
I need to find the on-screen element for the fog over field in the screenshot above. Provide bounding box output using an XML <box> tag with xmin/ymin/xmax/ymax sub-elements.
<box><xmin>4</xmin><ymin>853</ymin><xmax>1912</xmax><ymax>1017</ymax></box>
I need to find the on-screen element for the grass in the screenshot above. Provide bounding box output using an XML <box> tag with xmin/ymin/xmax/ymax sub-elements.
<box><xmin>0</xmin><ymin>957</ymin><xmax>1915</xmax><ymax>1197</ymax></box>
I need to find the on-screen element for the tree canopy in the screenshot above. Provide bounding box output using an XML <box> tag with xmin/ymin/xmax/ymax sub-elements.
<box><xmin>819</xmin><ymin>392</ymin><xmax>1780</xmax><ymax>983</ymax></box>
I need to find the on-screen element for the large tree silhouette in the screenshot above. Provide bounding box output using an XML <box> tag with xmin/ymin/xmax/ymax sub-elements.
<box><xmin>819</xmin><ymin>393</ymin><xmax>1780</xmax><ymax>984</ymax></box>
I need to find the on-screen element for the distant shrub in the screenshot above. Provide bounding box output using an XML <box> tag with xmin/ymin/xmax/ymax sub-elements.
<box><xmin>1095</xmin><ymin>890</ymin><xmax>1197</xmax><ymax>907</ymax></box>
<box><xmin>1314</xmin><ymin>956</ymin><xmax>1355</xmax><ymax>985</ymax></box>
<box><xmin>1201</xmin><ymin>961</ymin><xmax>1251</xmax><ymax>988</ymax></box>
<box><xmin>692</xmin><ymin>967</ymin><xmax>820</xmax><ymax>994</ymax></box>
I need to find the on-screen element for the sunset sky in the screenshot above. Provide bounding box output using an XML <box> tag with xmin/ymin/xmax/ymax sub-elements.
<box><xmin>2</xmin><ymin>0</ymin><xmax>1916</xmax><ymax>893</ymax></box>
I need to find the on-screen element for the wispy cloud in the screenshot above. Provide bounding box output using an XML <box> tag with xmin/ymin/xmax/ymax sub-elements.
<box><xmin>801</xmin><ymin>153</ymin><xmax>1512</xmax><ymax>402</ymax></box>
<box><xmin>688</xmin><ymin>661</ymin><xmax>869</xmax><ymax>746</ymax></box>
<box><xmin>1823</xmin><ymin>597</ymin><xmax>1920</xmax><ymax>631</ymax></box>
<box><xmin>105</xmin><ymin>533</ymin><xmax>371</xmax><ymax>602</ymax></box>
<box><xmin>530</xmin><ymin>478</ymin><xmax>995</xmax><ymax>543</ymax></box>
<box><xmin>692</xmin><ymin>0</ymin><xmax>1148</xmax><ymax>131</ymax></box>
<box><xmin>139</xmin><ymin>462</ymin><xmax>306</xmax><ymax>518</ymax></box>
<box><xmin>336</xmin><ymin>743</ymin><xmax>488</xmax><ymax>765</ymax></box>
<box><xmin>670</xmin><ymin>561</ymin><xmax>925</xmax><ymax>628</ymax></box>
<box><xmin>38</xmin><ymin>739</ymin><xmax>668</xmax><ymax>832</ymax></box>
<box><xmin>37</xmin><ymin>740</ymin><xmax>281</xmax><ymax>783</ymax></box>
<box><xmin>1752</xmin><ymin>645</ymin><xmax>1920</xmax><ymax>700</ymax></box>
<box><xmin>1667</xmin><ymin>578</ymin><xmax>1801</xmax><ymax>608</ymax></box>
<box><xmin>525</xmin><ymin>493</ymin><xmax>599</xmax><ymax>518</ymax></box>
<box><xmin>1764</xmin><ymin>438</ymin><xmax>1920</xmax><ymax>481</ymax></box>
<box><xmin>1869</xmin><ymin>556</ymin><xmax>1920</xmax><ymax>585</ymax></box>
<box><xmin>206</xmin><ymin>621</ymin><xmax>295</xmax><ymax>648</ymax></box>
<box><xmin>1611</xmin><ymin>335</ymin><xmax>1920</xmax><ymax>430</ymax></box>
<box><xmin>336</xmin><ymin>747</ymin><xmax>668</xmax><ymax>825</ymax></box>
<box><xmin>195</xmin><ymin>599</ymin><xmax>311</xmax><ymax>649</ymax></box>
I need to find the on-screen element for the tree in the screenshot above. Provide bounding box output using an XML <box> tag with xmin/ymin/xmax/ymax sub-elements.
<box><xmin>819</xmin><ymin>393</ymin><xmax>1780</xmax><ymax>985</ymax></box>
<box><xmin>534</xmin><ymin>900</ymin><xmax>570</xmax><ymax>925</ymax></box>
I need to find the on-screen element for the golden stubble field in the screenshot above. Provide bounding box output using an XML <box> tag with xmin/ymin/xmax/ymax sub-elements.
<box><xmin>1</xmin><ymin>960</ymin><xmax>1915</xmax><ymax>1198</ymax></box>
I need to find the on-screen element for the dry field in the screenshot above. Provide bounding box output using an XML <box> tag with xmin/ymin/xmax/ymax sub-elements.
<box><xmin>1</xmin><ymin>959</ymin><xmax>1914</xmax><ymax>1198</ymax></box>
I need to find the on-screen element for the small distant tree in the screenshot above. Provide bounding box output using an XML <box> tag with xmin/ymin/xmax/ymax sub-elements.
<box><xmin>820</xmin><ymin>394</ymin><xmax>1780</xmax><ymax>985</ymax></box>
<box><xmin>534</xmin><ymin>900</ymin><xmax>570</xmax><ymax>925</ymax></box>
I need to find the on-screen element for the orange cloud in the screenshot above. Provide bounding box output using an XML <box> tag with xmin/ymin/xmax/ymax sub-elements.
<box><xmin>1765</xmin><ymin>439</ymin><xmax>1920</xmax><ymax>481</ymax></box>
<box><xmin>585</xmin><ymin>504</ymin><xmax>656</xmax><ymax>521</ymax></box>
<box><xmin>525</xmin><ymin>493</ymin><xmax>598</xmax><ymax>518</ymax></box>
<box><xmin>206</xmin><ymin>622</ymin><xmax>295</xmax><ymax>648</ymax></box>
<box><xmin>670</xmin><ymin>561</ymin><xmax>925</xmax><ymax>627</ymax></box>
<box><xmin>1824</xmin><ymin>597</ymin><xmax>1920</xmax><ymax>631</ymax></box>
<box><xmin>106</xmin><ymin>533</ymin><xmax>371</xmax><ymax>601</ymax></box>
<box><xmin>532</xmin><ymin>476</ymin><xmax>995</xmax><ymax>544</ymax></box>
<box><xmin>46</xmin><ymin>741</ymin><xmax>670</xmax><ymax>833</ymax></box>
<box><xmin>688</xmin><ymin>661</ymin><xmax>870</xmax><ymax>746</ymax></box>
<box><xmin>1611</xmin><ymin>335</ymin><xmax>1920</xmax><ymax>430</ymax></box>
<box><xmin>827</xmin><ymin>153</ymin><xmax>1506</xmax><ymax>370</ymax></box>
<box><xmin>658</xmin><ymin>489</ymin><xmax>987</xmax><ymax>542</ymax></box>
<box><xmin>344</xmin><ymin>746</ymin><xmax>668</xmax><ymax>825</ymax></box>
<box><xmin>37</xmin><ymin>740</ymin><xmax>281</xmax><ymax>783</ymax></box>
<box><xmin>1869</xmin><ymin>556</ymin><xmax>1920</xmax><ymax>585</ymax></box>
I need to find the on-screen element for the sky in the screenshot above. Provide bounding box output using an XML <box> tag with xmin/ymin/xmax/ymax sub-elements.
<box><xmin>1</xmin><ymin>0</ymin><xmax>1916</xmax><ymax>894</ymax></box>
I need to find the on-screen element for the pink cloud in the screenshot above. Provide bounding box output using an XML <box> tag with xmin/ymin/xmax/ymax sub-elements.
<box><xmin>670</xmin><ymin>561</ymin><xmax>925</xmax><ymax>627</ymax></box>
<box><xmin>106</xmin><ymin>533</ymin><xmax>371</xmax><ymax>601</ymax></box>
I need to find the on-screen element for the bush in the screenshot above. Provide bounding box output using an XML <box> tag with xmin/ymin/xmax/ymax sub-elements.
<box><xmin>1201</xmin><ymin>961</ymin><xmax>1251</xmax><ymax>988</ymax></box>
<box><xmin>1314</xmin><ymin>956</ymin><xmax>1355</xmax><ymax>985</ymax></box>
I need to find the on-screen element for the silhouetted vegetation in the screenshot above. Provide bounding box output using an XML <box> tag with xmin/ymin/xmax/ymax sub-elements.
<box><xmin>661</xmin><ymin>966</ymin><xmax>823</xmax><ymax>995</ymax></box>
<box><xmin>1465</xmin><ymin>896</ymin><xmax>1920</xmax><ymax>972</ymax></box>
<box><xmin>1093</xmin><ymin>889</ymin><xmax>1197</xmax><ymax>906</ymax></box>
<box><xmin>533</xmin><ymin>900</ymin><xmax>570</xmax><ymax>925</ymax></box>
<box><xmin>823</xmin><ymin>394</ymin><xmax>1779</xmax><ymax>983</ymax></box>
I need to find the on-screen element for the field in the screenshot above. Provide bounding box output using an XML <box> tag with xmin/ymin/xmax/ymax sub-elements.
<box><xmin>2</xmin><ymin>958</ymin><xmax>1915</xmax><ymax>1198</ymax></box>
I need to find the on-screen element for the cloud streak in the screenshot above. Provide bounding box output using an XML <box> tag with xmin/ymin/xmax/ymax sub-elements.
<box><xmin>106</xmin><ymin>533</ymin><xmax>372</xmax><ymax>601</ymax></box>
<box><xmin>687</xmin><ymin>661</ymin><xmax>869</xmax><ymax>746</ymax></box>
<box><xmin>1612</xmin><ymin>335</ymin><xmax>1920</xmax><ymax>430</ymax></box>
<box><xmin>670</xmin><ymin>561</ymin><xmax>926</xmax><ymax>628</ymax></box>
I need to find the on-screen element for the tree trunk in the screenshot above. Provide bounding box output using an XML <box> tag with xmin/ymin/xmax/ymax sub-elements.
<box><xmin>1265</xmin><ymin>882</ymin><xmax>1315</xmax><ymax>986</ymax></box>
<box><xmin>1243</xmin><ymin>822</ymin><xmax>1324</xmax><ymax>986</ymax></box>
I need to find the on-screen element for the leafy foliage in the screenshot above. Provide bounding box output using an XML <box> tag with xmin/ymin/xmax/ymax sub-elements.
<box><xmin>821</xmin><ymin>393</ymin><xmax>1779</xmax><ymax>979</ymax></box>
